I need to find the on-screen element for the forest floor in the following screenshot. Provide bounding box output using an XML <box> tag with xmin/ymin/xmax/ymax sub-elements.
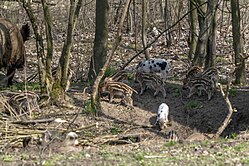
<box><xmin>1</xmin><ymin>29</ymin><xmax>249</xmax><ymax>165</ymax></box>
<box><xmin>1</xmin><ymin>78</ymin><xmax>249</xmax><ymax>165</ymax></box>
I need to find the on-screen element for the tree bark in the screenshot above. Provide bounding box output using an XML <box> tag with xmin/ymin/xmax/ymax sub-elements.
<box><xmin>164</xmin><ymin>0</ymin><xmax>172</xmax><ymax>46</ymax></box>
<box><xmin>230</xmin><ymin>0</ymin><xmax>246</xmax><ymax>85</ymax></box>
<box><xmin>188</xmin><ymin>0</ymin><xmax>198</xmax><ymax>60</ymax></box>
<box><xmin>141</xmin><ymin>0</ymin><xmax>150</xmax><ymax>59</ymax></box>
<box><xmin>192</xmin><ymin>0</ymin><xmax>211</xmax><ymax>67</ymax></box>
<box><xmin>87</xmin><ymin>0</ymin><xmax>109</xmax><ymax>83</ymax></box>
<box><xmin>205</xmin><ymin>0</ymin><xmax>218</xmax><ymax>68</ymax></box>
<box><xmin>205</xmin><ymin>3</ymin><xmax>217</xmax><ymax>69</ymax></box>
<box><xmin>41</xmin><ymin>0</ymin><xmax>54</xmax><ymax>96</ymax></box>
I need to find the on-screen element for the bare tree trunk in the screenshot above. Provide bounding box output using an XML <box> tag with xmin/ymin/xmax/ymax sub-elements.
<box><xmin>230</xmin><ymin>0</ymin><xmax>247</xmax><ymax>85</ymax></box>
<box><xmin>41</xmin><ymin>0</ymin><xmax>54</xmax><ymax>96</ymax></box>
<box><xmin>205</xmin><ymin>2</ymin><xmax>217</xmax><ymax>68</ymax></box>
<box><xmin>55</xmin><ymin>0</ymin><xmax>83</xmax><ymax>95</ymax></box>
<box><xmin>164</xmin><ymin>0</ymin><xmax>172</xmax><ymax>46</ymax></box>
<box><xmin>91</xmin><ymin>0</ymin><xmax>131</xmax><ymax>114</ymax></box>
<box><xmin>177</xmin><ymin>0</ymin><xmax>183</xmax><ymax>39</ymax></box>
<box><xmin>142</xmin><ymin>0</ymin><xmax>150</xmax><ymax>59</ymax></box>
<box><xmin>188</xmin><ymin>0</ymin><xmax>198</xmax><ymax>60</ymax></box>
<box><xmin>192</xmin><ymin>0</ymin><xmax>210</xmax><ymax>67</ymax></box>
<box><xmin>87</xmin><ymin>0</ymin><xmax>109</xmax><ymax>83</ymax></box>
<box><xmin>133</xmin><ymin>0</ymin><xmax>137</xmax><ymax>51</ymax></box>
<box><xmin>160</xmin><ymin>0</ymin><xmax>165</xmax><ymax>20</ymax></box>
<box><xmin>128</xmin><ymin>4</ymin><xmax>134</xmax><ymax>34</ymax></box>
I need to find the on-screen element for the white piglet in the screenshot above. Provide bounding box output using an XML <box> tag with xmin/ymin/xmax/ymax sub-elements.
<box><xmin>155</xmin><ymin>103</ymin><xmax>169</xmax><ymax>130</ymax></box>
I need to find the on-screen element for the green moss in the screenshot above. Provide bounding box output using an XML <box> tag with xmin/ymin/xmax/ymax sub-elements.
<box><xmin>134</xmin><ymin>152</ymin><xmax>145</xmax><ymax>161</ymax></box>
<box><xmin>229</xmin><ymin>88</ymin><xmax>237</xmax><ymax>97</ymax></box>
<box><xmin>0</xmin><ymin>82</ymin><xmax>40</xmax><ymax>91</ymax></box>
<box><xmin>83</xmin><ymin>99</ymin><xmax>101</xmax><ymax>115</ymax></box>
<box><xmin>2</xmin><ymin>155</ymin><xmax>14</xmax><ymax>162</ymax></box>
<box><xmin>105</xmin><ymin>66</ymin><xmax>117</xmax><ymax>77</ymax></box>
<box><xmin>83</xmin><ymin>99</ymin><xmax>93</xmax><ymax>113</ymax></box>
<box><xmin>229</xmin><ymin>132</ymin><xmax>238</xmax><ymax>139</ymax></box>
<box><xmin>51</xmin><ymin>81</ymin><xmax>64</xmax><ymax>100</ymax></box>
<box><xmin>110</xmin><ymin>126</ymin><xmax>123</xmax><ymax>135</ymax></box>
<box><xmin>164</xmin><ymin>141</ymin><xmax>177</xmax><ymax>147</ymax></box>
<box><xmin>241</xmin><ymin>157</ymin><xmax>249</xmax><ymax>164</ymax></box>
<box><xmin>185</xmin><ymin>100</ymin><xmax>203</xmax><ymax>110</ymax></box>
<box><xmin>234</xmin><ymin>143</ymin><xmax>248</xmax><ymax>151</ymax></box>
<box><xmin>127</xmin><ymin>72</ymin><xmax>134</xmax><ymax>81</ymax></box>
<box><xmin>217</xmin><ymin>56</ymin><xmax>227</xmax><ymax>64</ymax></box>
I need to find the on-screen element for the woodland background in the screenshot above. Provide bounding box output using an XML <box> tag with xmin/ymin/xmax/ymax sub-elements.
<box><xmin>0</xmin><ymin>0</ymin><xmax>248</xmax><ymax>165</ymax></box>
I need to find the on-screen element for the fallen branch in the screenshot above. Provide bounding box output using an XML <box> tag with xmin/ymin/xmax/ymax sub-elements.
<box><xmin>215</xmin><ymin>68</ymin><xmax>237</xmax><ymax>138</ymax></box>
<box><xmin>92</xmin><ymin>133</ymin><xmax>148</xmax><ymax>145</ymax></box>
<box><xmin>11</xmin><ymin>118</ymin><xmax>55</xmax><ymax>125</ymax></box>
<box><xmin>73</xmin><ymin>122</ymin><xmax>99</xmax><ymax>133</ymax></box>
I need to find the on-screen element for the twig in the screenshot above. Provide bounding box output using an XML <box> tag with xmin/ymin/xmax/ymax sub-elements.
<box><xmin>73</xmin><ymin>122</ymin><xmax>98</xmax><ymax>133</ymax></box>
<box><xmin>66</xmin><ymin>108</ymin><xmax>81</xmax><ymax>131</ymax></box>
<box><xmin>144</xmin><ymin>155</ymin><xmax>168</xmax><ymax>159</ymax></box>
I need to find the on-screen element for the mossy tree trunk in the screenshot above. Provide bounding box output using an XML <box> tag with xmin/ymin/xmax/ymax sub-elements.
<box><xmin>230</xmin><ymin>0</ymin><xmax>247</xmax><ymax>85</ymax></box>
<box><xmin>53</xmin><ymin>0</ymin><xmax>83</xmax><ymax>99</ymax></box>
<box><xmin>41</xmin><ymin>0</ymin><xmax>54</xmax><ymax>96</ymax></box>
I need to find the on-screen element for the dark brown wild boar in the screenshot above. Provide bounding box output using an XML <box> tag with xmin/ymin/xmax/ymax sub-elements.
<box><xmin>0</xmin><ymin>18</ymin><xmax>30</xmax><ymax>86</ymax></box>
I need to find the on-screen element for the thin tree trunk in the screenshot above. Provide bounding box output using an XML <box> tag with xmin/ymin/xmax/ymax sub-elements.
<box><xmin>128</xmin><ymin>5</ymin><xmax>134</xmax><ymax>34</ymax></box>
<box><xmin>133</xmin><ymin>0</ymin><xmax>137</xmax><ymax>51</ymax></box>
<box><xmin>41</xmin><ymin>0</ymin><xmax>54</xmax><ymax>95</ymax></box>
<box><xmin>205</xmin><ymin>2</ymin><xmax>217</xmax><ymax>68</ymax></box>
<box><xmin>192</xmin><ymin>0</ymin><xmax>210</xmax><ymax>67</ymax></box>
<box><xmin>177</xmin><ymin>0</ymin><xmax>183</xmax><ymax>39</ymax></box>
<box><xmin>188</xmin><ymin>0</ymin><xmax>198</xmax><ymax>60</ymax></box>
<box><xmin>164</xmin><ymin>0</ymin><xmax>172</xmax><ymax>46</ymax></box>
<box><xmin>142</xmin><ymin>0</ymin><xmax>149</xmax><ymax>59</ymax></box>
<box><xmin>160</xmin><ymin>0</ymin><xmax>165</xmax><ymax>20</ymax></box>
<box><xmin>230</xmin><ymin>0</ymin><xmax>246</xmax><ymax>85</ymax></box>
